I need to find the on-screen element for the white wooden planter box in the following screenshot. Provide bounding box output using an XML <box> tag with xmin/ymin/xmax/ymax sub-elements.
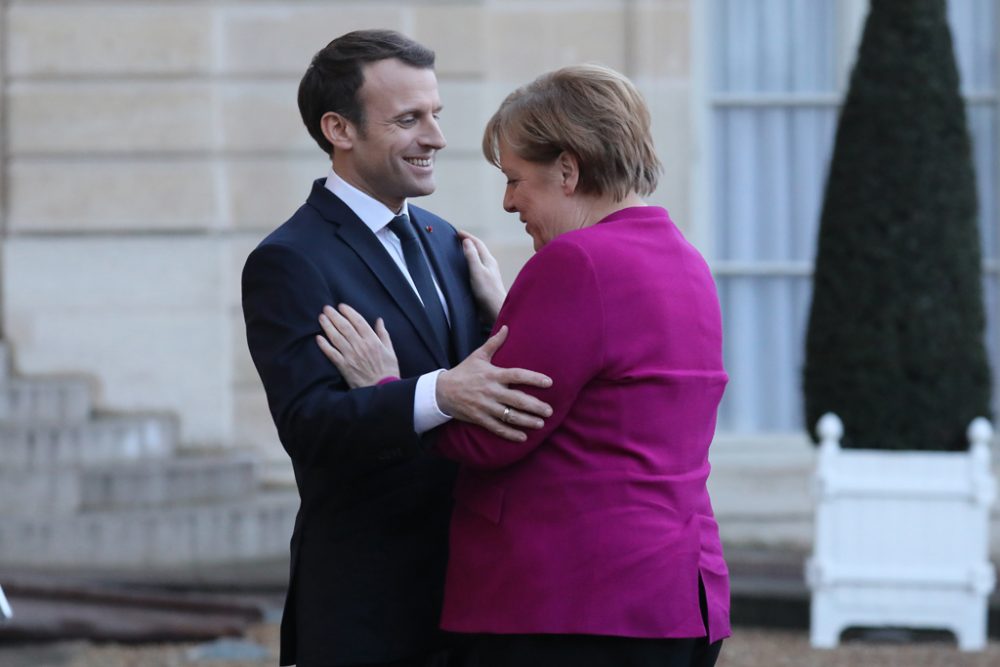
<box><xmin>806</xmin><ymin>413</ymin><xmax>997</xmax><ymax>650</ymax></box>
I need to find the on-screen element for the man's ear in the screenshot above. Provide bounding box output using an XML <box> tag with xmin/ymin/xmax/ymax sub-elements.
<box><xmin>558</xmin><ymin>151</ymin><xmax>580</xmax><ymax>194</ymax></box>
<box><xmin>321</xmin><ymin>112</ymin><xmax>355</xmax><ymax>152</ymax></box>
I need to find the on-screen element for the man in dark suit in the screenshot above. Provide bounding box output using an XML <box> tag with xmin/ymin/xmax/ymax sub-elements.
<box><xmin>241</xmin><ymin>30</ymin><xmax>552</xmax><ymax>667</ymax></box>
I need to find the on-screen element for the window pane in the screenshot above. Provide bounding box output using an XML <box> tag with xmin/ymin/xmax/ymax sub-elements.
<box><xmin>714</xmin><ymin>107</ymin><xmax>837</xmax><ymax>262</ymax></box>
<box><xmin>716</xmin><ymin>276</ymin><xmax>812</xmax><ymax>431</ymax></box>
<box><xmin>985</xmin><ymin>277</ymin><xmax>1000</xmax><ymax>421</ymax></box>
<box><xmin>713</xmin><ymin>0</ymin><xmax>836</xmax><ymax>94</ymax></box>
<box><xmin>968</xmin><ymin>103</ymin><xmax>998</xmax><ymax>261</ymax></box>
<box><xmin>948</xmin><ymin>0</ymin><xmax>997</xmax><ymax>92</ymax></box>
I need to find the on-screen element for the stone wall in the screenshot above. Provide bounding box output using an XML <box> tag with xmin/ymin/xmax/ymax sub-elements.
<box><xmin>0</xmin><ymin>0</ymin><xmax>694</xmax><ymax>478</ymax></box>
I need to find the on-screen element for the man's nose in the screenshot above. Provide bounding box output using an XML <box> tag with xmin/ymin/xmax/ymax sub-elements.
<box><xmin>421</xmin><ymin>117</ymin><xmax>447</xmax><ymax>150</ymax></box>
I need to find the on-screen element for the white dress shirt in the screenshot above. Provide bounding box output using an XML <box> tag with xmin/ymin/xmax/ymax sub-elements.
<box><xmin>324</xmin><ymin>169</ymin><xmax>452</xmax><ymax>434</ymax></box>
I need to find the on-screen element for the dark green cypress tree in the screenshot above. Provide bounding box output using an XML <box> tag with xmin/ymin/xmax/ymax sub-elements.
<box><xmin>803</xmin><ymin>0</ymin><xmax>992</xmax><ymax>450</ymax></box>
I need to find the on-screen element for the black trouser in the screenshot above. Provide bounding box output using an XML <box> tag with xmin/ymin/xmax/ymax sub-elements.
<box><xmin>346</xmin><ymin>644</ymin><xmax>467</xmax><ymax>667</ymax></box>
<box><xmin>463</xmin><ymin>578</ymin><xmax>722</xmax><ymax>667</ymax></box>
<box><xmin>466</xmin><ymin>633</ymin><xmax>722</xmax><ymax>667</ymax></box>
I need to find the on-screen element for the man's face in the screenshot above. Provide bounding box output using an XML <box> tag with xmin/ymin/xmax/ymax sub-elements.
<box><xmin>339</xmin><ymin>58</ymin><xmax>446</xmax><ymax>212</ymax></box>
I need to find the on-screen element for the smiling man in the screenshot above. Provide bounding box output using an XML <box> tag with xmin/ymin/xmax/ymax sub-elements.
<box><xmin>241</xmin><ymin>31</ymin><xmax>552</xmax><ymax>667</ymax></box>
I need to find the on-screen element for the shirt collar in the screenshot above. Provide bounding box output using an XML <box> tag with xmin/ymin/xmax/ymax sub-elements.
<box><xmin>324</xmin><ymin>168</ymin><xmax>409</xmax><ymax>234</ymax></box>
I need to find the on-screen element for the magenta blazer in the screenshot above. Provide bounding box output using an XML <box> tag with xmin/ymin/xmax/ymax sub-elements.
<box><xmin>436</xmin><ymin>206</ymin><xmax>730</xmax><ymax>643</ymax></box>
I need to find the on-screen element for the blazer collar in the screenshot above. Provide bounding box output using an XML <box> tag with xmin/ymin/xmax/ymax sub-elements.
<box><xmin>306</xmin><ymin>180</ymin><xmax>451</xmax><ymax>367</ymax></box>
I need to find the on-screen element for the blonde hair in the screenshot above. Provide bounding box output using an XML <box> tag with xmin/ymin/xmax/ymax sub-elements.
<box><xmin>482</xmin><ymin>64</ymin><xmax>662</xmax><ymax>202</ymax></box>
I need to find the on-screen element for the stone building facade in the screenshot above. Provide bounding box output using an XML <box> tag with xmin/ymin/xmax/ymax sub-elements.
<box><xmin>0</xmin><ymin>0</ymin><xmax>693</xmax><ymax>483</ymax></box>
<box><xmin>1</xmin><ymin>1</ymin><xmax>997</xmax><ymax>565</ymax></box>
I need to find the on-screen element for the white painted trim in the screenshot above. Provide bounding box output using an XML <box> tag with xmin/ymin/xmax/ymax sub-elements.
<box><xmin>712</xmin><ymin>261</ymin><xmax>813</xmax><ymax>276</ymax></box>
<box><xmin>711</xmin><ymin>93</ymin><xmax>994</xmax><ymax>107</ymax></box>
<box><xmin>967</xmin><ymin>91</ymin><xmax>1000</xmax><ymax>104</ymax></box>
<box><xmin>711</xmin><ymin>93</ymin><xmax>841</xmax><ymax>107</ymax></box>
<box><xmin>690</xmin><ymin>0</ymin><xmax>714</xmax><ymax>261</ymax></box>
<box><xmin>990</xmin><ymin>0</ymin><xmax>1000</xmax><ymax>434</ymax></box>
<box><xmin>713</xmin><ymin>261</ymin><xmax>998</xmax><ymax>277</ymax></box>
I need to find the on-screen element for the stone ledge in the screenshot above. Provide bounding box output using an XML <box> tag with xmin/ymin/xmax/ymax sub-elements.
<box><xmin>0</xmin><ymin>415</ymin><xmax>179</xmax><ymax>469</ymax></box>
<box><xmin>0</xmin><ymin>453</ymin><xmax>261</xmax><ymax>516</ymax></box>
<box><xmin>80</xmin><ymin>454</ymin><xmax>259</xmax><ymax>511</ymax></box>
<box><xmin>0</xmin><ymin>490</ymin><xmax>298</xmax><ymax>568</ymax></box>
<box><xmin>0</xmin><ymin>376</ymin><xmax>93</xmax><ymax>425</ymax></box>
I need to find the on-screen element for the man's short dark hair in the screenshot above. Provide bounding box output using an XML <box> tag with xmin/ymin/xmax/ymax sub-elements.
<box><xmin>298</xmin><ymin>30</ymin><xmax>436</xmax><ymax>155</ymax></box>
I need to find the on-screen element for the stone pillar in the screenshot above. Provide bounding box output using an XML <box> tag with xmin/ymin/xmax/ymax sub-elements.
<box><xmin>2</xmin><ymin>1</ymin><xmax>236</xmax><ymax>450</ymax></box>
<box><xmin>0</xmin><ymin>0</ymin><xmax>7</xmax><ymax>335</ymax></box>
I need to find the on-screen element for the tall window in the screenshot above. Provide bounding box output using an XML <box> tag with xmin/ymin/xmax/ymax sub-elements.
<box><xmin>708</xmin><ymin>0</ymin><xmax>999</xmax><ymax>433</ymax></box>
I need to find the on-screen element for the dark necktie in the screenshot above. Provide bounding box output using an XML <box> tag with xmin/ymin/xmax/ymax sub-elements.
<box><xmin>388</xmin><ymin>214</ymin><xmax>451</xmax><ymax>359</ymax></box>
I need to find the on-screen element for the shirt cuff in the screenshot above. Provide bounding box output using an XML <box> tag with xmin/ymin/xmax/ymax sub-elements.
<box><xmin>414</xmin><ymin>369</ymin><xmax>452</xmax><ymax>434</ymax></box>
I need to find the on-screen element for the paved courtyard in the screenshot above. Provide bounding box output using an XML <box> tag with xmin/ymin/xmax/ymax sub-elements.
<box><xmin>2</xmin><ymin>624</ymin><xmax>1000</xmax><ymax>667</ymax></box>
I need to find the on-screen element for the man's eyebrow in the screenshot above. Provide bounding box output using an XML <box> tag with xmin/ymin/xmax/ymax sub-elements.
<box><xmin>394</xmin><ymin>104</ymin><xmax>444</xmax><ymax>117</ymax></box>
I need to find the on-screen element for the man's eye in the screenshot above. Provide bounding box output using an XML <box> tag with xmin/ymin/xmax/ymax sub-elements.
<box><xmin>397</xmin><ymin>117</ymin><xmax>417</xmax><ymax>127</ymax></box>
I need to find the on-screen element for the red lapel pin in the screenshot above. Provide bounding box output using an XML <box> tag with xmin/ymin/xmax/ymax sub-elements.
<box><xmin>425</xmin><ymin>225</ymin><xmax>433</xmax><ymax>233</ymax></box>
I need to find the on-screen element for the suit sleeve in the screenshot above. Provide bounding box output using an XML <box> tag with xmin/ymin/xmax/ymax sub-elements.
<box><xmin>242</xmin><ymin>242</ymin><xmax>424</xmax><ymax>469</ymax></box>
<box><xmin>435</xmin><ymin>240</ymin><xmax>605</xmax><ymax>469</ymax></box>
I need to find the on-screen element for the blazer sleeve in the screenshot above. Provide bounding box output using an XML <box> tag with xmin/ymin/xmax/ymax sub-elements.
<box><xmin>435</xmin><ymin>239</ymin><xmax>604</xmax><ymax>469</ymax></box>
<box><xmin>242</xmin><ymin>241</ymin><xmax>424</xmax><ymax>469</ymax></box>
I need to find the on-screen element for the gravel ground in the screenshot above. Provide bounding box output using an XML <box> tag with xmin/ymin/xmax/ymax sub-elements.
<box><xmin>0</xmin><ymin>622</ymin><xmax>280</xmax><ymax>667</ymax></box>
<box><xmin>2</xmin><ymin>624</ymin><xmax>999</xmax><ymax>667</ymax></box>
<box><xmin>719</xmin><ymin>628</ymin><xmax>1000</xmax><ymax>667</ymax></box>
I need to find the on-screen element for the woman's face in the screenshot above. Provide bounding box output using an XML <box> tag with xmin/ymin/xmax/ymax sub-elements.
<box><xmin>498</xmin><ymin>140</ymin><xmax>575</xmax><ymax>251</ymax></box>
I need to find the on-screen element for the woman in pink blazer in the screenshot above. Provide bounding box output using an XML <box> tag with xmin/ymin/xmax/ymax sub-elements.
<box><xmin>318</xmin><ymin>64</ymin><xmax>729</xmax><ymax>667</ymax></box>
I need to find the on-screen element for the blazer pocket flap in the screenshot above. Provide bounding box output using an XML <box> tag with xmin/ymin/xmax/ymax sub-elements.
<box><xmin>453</xmin><ymin>472</ymin><xmax>504</xmax><ymax>525</ymax></box>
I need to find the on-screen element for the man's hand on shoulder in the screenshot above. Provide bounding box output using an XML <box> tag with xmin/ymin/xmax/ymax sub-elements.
<box><xmin>436</xmin><ymin>326</ymin><xmax>553</xmax><ymax>442</ymax></box>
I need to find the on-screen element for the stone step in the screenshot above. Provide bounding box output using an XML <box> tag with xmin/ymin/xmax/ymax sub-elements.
<box><xmin>0</xmin><ymin>376</ymin><xmax>92</xmax><ymax>425</ymax></box>
<box><xmin>0</xmin><ymin>467</ymin><xmax>80</xmax><ymax>516</ymax></box>
<box><xmin>79</xmin><ymin>454</ymin><xmax>258</xmax><ymax>511</ymax></box>
<box><xmin>0</xmin><ymin>453</ymin><xmax>257</xmax><ymax>516</ymax></box>
<box><xmin>0</xmin><ymin>414</ymin><xmax>178</xmax><ymax>469</ymax></box>
<box><xmin>0</xmin><ymin>490</ymin><xmax>299</xmax><ymax>568</ymax></box>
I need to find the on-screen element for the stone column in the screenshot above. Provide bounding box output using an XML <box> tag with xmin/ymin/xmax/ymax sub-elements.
<box><xmin>1</xmin><ymin>1</ymin><xmax>232</xmax><ymax>448</ymax></box>
<box><xmin>0</xmin><ymin>0</ymin><xmax>8</xmax><ymax>336</ymax></box>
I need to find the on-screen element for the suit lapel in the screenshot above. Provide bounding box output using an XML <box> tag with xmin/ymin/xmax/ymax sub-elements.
<box><xmin>307</xmin><ymin>182</ymin><xmax>449</xmax><ymax>368</ymax></box>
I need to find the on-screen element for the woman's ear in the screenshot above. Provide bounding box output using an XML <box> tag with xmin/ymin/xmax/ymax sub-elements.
<box><xmin>321</xmin><ymin>112</ymin><xmax>355</xmax><ymax>152</ymax></box>
<box><xmin>558</xmin><ymin>151</ymin><xmax>580</xmax><ymax>194</ymax></box>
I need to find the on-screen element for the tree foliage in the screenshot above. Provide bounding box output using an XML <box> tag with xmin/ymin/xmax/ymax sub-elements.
<box><xmin>803</xmin><ymin>0</ymin><xmax>991</xmax><ymax>450</ymax></box>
